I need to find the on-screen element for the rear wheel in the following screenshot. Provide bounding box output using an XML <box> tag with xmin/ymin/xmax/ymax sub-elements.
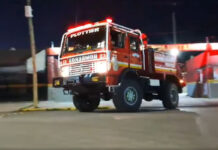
<box><xmin>161</xmin><ymin>82</ymin><xmax>179</xmax><ymax>109</ymax></box>
<box><xmin>112</xmin><ymin>79</ymin><xmax>142</xmax><ymax>112</ymax></box>
<box><xmin>73</xmin><ymin>95</ymin><xmax>100</xmax><ymax>112</ymax></box>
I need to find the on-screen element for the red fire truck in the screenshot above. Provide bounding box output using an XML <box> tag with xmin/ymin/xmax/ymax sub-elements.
<box><xmin>53</xmin><ymin>18</ymin><xmax>185</xmax><ymax>112</ymax></box>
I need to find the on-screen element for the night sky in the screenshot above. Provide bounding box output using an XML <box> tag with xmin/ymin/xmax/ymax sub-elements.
<box><xmin>0</xmin><ymin>0</ymin><xmax>218</xmax><ymax>50</ymax></box>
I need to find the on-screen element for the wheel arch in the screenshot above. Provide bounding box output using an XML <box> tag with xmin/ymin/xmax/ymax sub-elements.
<box><xmin>165</xmin><ymin>75</ymin><xmax>182</xmax><ymax>93</ymax></box>
<box><xmin>118</xmin><ymin>69</ymin><xmax>139</xmax><ymax>83</ymax></box>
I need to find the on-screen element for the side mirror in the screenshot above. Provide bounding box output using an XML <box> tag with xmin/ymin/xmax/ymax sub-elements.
<box><xmin>140</xmin><ymin>44</ymin><xmax>145</xmax><ymax>51</ymax></box>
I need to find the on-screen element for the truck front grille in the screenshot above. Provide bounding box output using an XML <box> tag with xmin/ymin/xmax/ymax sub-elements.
<box><xmin>69</xmin><ymin>62</ymin><xmax>94</xmax><ymax>76</ymax></box>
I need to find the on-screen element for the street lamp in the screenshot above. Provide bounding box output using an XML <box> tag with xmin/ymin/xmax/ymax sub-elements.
<box><xmin>170</xmin><ymin>48</ymin><xmax>180</xmax><ymax>56</ymax></box>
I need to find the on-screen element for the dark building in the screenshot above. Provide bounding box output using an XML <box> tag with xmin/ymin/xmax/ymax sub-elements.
<box><xmin>0</xmin><ymin>49</ymin><xmax>47</xmax><ymax>100</ymax></box>
<box><xmin>0</xmin><ymin>50</ymin><xmax>31</xmax><ymax>99</ymax></box>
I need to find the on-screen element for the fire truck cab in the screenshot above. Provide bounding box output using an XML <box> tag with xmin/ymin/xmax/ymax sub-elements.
<box><xmin>53</xmin><ymin>19</ymin><xmax>185</xmax><ymax>112</ymax></box>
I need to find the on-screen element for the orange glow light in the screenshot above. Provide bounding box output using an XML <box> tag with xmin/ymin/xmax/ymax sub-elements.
<box><xmin>179</xmin><ymin>79</ymin><xmax>185</xmax><ymax>84</ymax></box>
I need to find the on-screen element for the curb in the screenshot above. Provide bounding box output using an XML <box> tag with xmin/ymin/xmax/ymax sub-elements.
<box><xmin>19</xmin><ymin>106</ymin><xmax>112</xmax><ymax>112</ymax></box>
<box><xmin>20</xmin><ymin>107</ymin><xmax>76</xmax><ymax>112</ymax></box>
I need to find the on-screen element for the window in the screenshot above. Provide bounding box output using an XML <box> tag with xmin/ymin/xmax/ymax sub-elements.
<box><xmin>111</xmin><ymin>30</ymin><xmax>125</xmax><ymax>48</ymax></box>
<box><xmin>213</xmin><ymin>67</ymin><xmax>218</xmax><ymax>80</ymax></box>
<box><xmin>129</xmin><ymin>36</ymin><xmax>139</xmax><ymax>51</ymax></box>
<box><xmin>62</xmin><ymin>26</ymin><xmax>106</xmax><ymax>55</ymax></box>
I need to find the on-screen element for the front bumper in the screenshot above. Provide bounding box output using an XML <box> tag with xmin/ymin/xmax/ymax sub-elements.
<box><xmin>53</xmin><ymin>74</ymin><xmax>106</xmax><ymax>94</ymax></box>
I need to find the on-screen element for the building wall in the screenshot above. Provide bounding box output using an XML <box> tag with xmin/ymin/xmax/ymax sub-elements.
<box><xmin>185</xmin><ymin>50</ymin><xmax>218</xmax><ymax>98</ymax></box>
<box><xmin>46</xmin><ymin>47</ymin><xmax>72</xmax><ymax>102</ymax></box>
<box><xmin>25</xmin><ymin>50</ymin><xmax>48</xmax><ymax>100</ymax></box>
<box><xmin>26</xmin><ymin>50</ymin><xmax>46</xmax><ymax>74</ymax></box>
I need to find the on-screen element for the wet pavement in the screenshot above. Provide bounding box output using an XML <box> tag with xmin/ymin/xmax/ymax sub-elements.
<box><xmin>0</xmin><ymin>94</ymin><xmax>218</xmax><ymax>149</ymax></box>
<box><xmin>0</xmin><ymin>93</ymin><xmax>218</xmax><ymax>113</ymax></box>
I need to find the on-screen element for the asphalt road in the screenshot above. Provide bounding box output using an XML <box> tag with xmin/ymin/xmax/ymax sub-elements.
<box><xmin>0</xmin><ymin>98</ymin><xmax>218</xmax><ymax>150</ymax></box>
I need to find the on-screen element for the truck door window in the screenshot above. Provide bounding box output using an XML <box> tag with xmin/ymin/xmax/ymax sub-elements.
<box><xmin>129</xmin><ymin>37</ymin><xmax>139</xmax><ymax>51</ymax></box>
<box><xmin>111</xmin><ymin>30</ymin><xmax>125</xmax><ymax>48</ymax></box>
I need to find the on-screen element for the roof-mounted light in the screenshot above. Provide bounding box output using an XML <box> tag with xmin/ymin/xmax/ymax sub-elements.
<box><xmin>67</xmin><ymin>23</ymin><xmax>93</xmax><ymax>33</ymax></box>
<box><xmin>106</xmin><ymin>18</ymin><xmax>113</xmax><ymax>23</ymax></box>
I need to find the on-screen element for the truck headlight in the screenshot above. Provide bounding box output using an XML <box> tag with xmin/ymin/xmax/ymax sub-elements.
<box><xmin>61</xmin><ymin>66</ymin><xmax>70</xmax><ymax>77</ymax></box>
<box><xmin>94</xmin><ymin>61</ymin><xmax>107</xmax><ymax>73</ymax></box>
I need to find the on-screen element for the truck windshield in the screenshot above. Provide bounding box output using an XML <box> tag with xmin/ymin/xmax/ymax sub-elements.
<box><xmin>63</xmin><ymin>26</ymin><xmax>106</xmax><ymax>54</ymax></box>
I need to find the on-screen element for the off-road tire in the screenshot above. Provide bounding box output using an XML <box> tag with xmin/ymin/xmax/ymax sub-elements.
<box><xmin>112</xmin><ymin>79</ymin><xmax>142</xmax><ymax>112</ymax></box>
<box><xmin>73</xmin><ymin>95</ymin><xmax>100</xmax><ymax>112</ymax></box>
<box><xmin>161</xmin><ymin>82</ymin><xmax>179</xmax><ymax>109</ymax></box>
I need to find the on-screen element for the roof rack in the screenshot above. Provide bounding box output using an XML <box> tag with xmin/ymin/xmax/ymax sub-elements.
<box><xmin>110</xmin><ymin>22</ymin><xmax>140</xmax><ymax>35</ymax></box>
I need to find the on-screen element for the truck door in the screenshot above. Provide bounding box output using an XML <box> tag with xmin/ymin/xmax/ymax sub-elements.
<box><xmin>110</xmin><ymin>29</ymin><xmax>129</xmax><ymax>70</ymax></box>
<box><xmin>128</xmin><ymin>35</ymin><xmax>142</xmax><ymax>70</ymax></box>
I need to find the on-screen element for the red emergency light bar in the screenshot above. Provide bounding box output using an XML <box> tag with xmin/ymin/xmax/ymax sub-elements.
<box><xmin>67</xmin><ymin>23</ymin><xmax>93</xmax><ymax>33</ymax></box>
<box><xmin>67</xmin><ymin>18</ymin><xmax>113</xmax><ymax>33</ymax></box>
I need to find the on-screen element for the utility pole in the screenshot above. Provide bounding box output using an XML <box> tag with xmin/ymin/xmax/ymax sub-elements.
<box><xmin>25</xmin><ymin>0</ymin><xmax>38</xmax><ymax>108</ymax></box>
<box><xmin>172</xmin><ymin>2</ymin><xmax>177</xmax><ymax>44</ymax></box>
<box><xmin>75</xmin><ymin>0</ymin><xmax>78</xmax><ymax>25</ymax></box>
<box><xmin>172</xmin><ymin>12</ymin><xmax>177</xmax><ymax>44</ymax></box>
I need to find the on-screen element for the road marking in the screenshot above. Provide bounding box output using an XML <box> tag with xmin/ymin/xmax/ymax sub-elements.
<box><xmin>0</xmin><ymin>112</ymin><xmax>24</xmax><ymax>118</ymax></box>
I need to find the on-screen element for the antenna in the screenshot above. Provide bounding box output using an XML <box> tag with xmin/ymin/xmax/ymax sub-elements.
<box><xmin>51</xmin><ymin>41</ymin><xmax>54</xmax><ymax>48</ymax></box>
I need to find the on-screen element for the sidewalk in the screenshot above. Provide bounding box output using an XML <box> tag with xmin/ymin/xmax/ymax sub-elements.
<box><xmin>0</xmin><ymin>93</ymin><xmax>218</xmax><ymax>113</ymax></box>
<box><xmin>0</xmin><ymin>99</ymin><xmax>114</xmax><ymax>113</ymax></box>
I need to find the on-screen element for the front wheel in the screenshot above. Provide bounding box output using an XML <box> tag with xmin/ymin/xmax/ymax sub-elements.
<box><xmin>73</xmin><ymin>95</ymin><xmax>100</xmax><ymax>112</ymax></box>
<box><xmin>161</xmin><ymin>82</ymin><xmax>179</xmax><ymax>109</ymax></box>
<box><xmin>112</xmin><ymin>79</ymin><xmax>142</xmax><ymax>112</ymax></box>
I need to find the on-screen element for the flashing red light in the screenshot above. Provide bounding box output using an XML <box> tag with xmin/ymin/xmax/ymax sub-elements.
<box><xmin>141</xmin><ymin>33</ymin><xmax>147</xmax><ymax>40</ymax></box>
<box><xmin>106</xmin><ymin>18</ymin><xmax>113</xmax><ymax>23</ymax></box>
